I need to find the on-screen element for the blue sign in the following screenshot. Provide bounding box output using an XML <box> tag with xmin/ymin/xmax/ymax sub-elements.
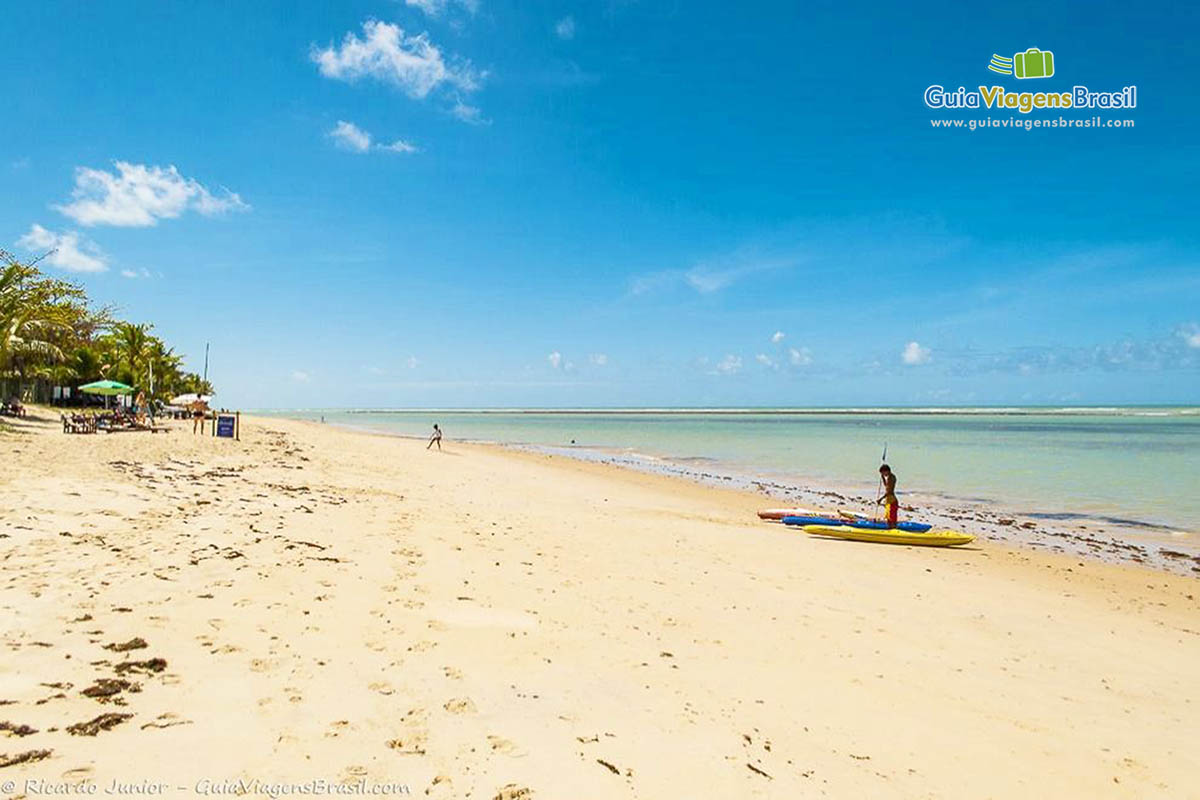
<box><xmin>216</xmin><ymin>414</ymin><xmax>237</xmax><ymax>438</ymax></box>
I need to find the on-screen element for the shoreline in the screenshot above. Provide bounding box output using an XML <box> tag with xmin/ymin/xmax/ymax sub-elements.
<box><xmin>295</xmin><ymin>415</ymin><xmax>1200</xmax><ymax>577</ymax></box>
<box><xmin>3</xmin><ymin>410</ymin><xmax>1199</xmax><ymax>797</ymax></box>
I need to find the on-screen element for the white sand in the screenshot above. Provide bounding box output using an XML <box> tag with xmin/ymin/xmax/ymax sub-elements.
<box><xmin>1</xmin><ymin>411</ymin><xmax>1197</xmax><ymax>798</ymax></box>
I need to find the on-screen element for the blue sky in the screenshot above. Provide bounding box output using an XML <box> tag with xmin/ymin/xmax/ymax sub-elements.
<box><xmin>4</xmin><ymin>0</ymin><xmax>1198</xmax><ymax>407</ymax></box>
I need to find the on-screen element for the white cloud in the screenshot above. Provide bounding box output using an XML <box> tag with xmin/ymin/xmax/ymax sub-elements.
<box><xmin>588</xmin><ymin>353</ymin><xmax>608</xmax><ymax>366</ymax></box>
<box><xmin>291</xmin><ymin>370</ymin><xmax>311</xmax><ymax>382</ymax></box>
<box><xmin>329</xmin><ymin>121</ymin><xmax>420</xmax><ymax>154</ymax></box>
<box><xmin>312</xmin><ymin>20</ymin><xmax>480</xmax><ymax>102</ymax></box>
<box><xmin>17</xmin><ymin>224</ymin><xmax>107</xmax><ymax>273</ymax></box>
<box><xmin>788</xmin><ymin>346</ymin><xmax>812</xmax><ymax>366</ymax></box>
<box><xmin>770</xmin><ymin>331</ymin><xmax>785</xmax><ymax>343</ymax></box>
<box><xmin>630</xmin><ymin>256</ymin><xmax>793</xmax><ymax>296</ymax></box>
<box><xmin>330</xmin><ymin>120</ymin><xmax>372</xmax><ymax>152</ymax></box>
<box><xmin>450</xmin><ymin>98</ymin><xmax>487</xmax><ymax>125</ymax></box>
<box><xmin>755</xmin><ymin>353</ymin><xmax>774</xmax><ymax>367</ymax></box>
<box><xmin>404</xmin><ymin>0</ymin><xmax>478</xmax><ymax>17</ymax></box>
<box><xmin>902</xmin><ymin>341</ymin><xmax>932</xmax><ymax>365</ymax></box>
<box><xmin>1179</xmin><ymin>324</ymin><xmax>1200</xmax><ymax>349</ymax></box>
<box><xmin>118</xmin><ymin>268</ymin><xmax>152</xmax><ymax>280</ymax></box>
<box><xmin>55</xmin><ymin>162</ymin><xmax>247</xmax><ymax>227</ymax></box>
<box><xmin>364</xmin><ymin>365</ymin><xmax>385</xmax><ymax>375</ymax></box>
<box><xmin>380</xmin><ymin>139</ymin><xmax>419</xmax><ymax>154</ymax></box>
<box><xmin>554</xmin><ymin>16</ymin><xmax>576</xmax><ymax>40</ymax></box>
<box><xmin>406</xmin><ymin>356</ymin><xmax>420</xmax><ymax>369</ymax></box>
<box><xmin>547</xmin><ymin>351</ymin><xmax>563</xmax><ymax>369</ymax></box>
<box><xmin>714</xmin><ymin>354</ymin><xmax>742</xmax><ymax>375</ymax></box>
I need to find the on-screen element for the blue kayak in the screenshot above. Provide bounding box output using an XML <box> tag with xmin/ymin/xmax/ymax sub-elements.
<box><xmin>850</xmin><ymin>520</ymin><xmax>933</xmax><ymax>533</ymax></box>
<box><xmin>781</xmin><ymin>516</ymin><xmax>932</xmax><ymax>533</ymax></box>
<box><xmin>781</xmin><ymin>515</ymin><xmax>845</xmax><ymax>527</ymax></box>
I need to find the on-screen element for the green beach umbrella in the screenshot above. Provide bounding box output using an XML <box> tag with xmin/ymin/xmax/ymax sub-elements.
<box><xmin>79</xmin><ymin>380</ymin><xmax>134</xmax><ymax>396</ymax></box>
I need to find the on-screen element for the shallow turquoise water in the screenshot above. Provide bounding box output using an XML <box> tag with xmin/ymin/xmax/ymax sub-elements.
<box><xmin>256</xmin><ymin>408</ymin><xmax>1200</xmax><ymax>532</ymax></box>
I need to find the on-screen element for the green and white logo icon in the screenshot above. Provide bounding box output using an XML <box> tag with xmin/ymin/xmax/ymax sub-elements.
<box><xmin>988</xmin><ymin>48</ymin><xmax>1055</xmax><ymax>79</ymax></box>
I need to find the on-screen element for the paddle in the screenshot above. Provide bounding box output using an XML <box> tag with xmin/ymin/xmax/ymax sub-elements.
<box><xmin>874</xmin><ymin>442</ymin><xmax>887</xmax><ymax>522</ymax></box>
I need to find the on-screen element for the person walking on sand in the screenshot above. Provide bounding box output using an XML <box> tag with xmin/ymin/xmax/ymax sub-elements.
<box><xmin>192</xmin><ymin>402</ymin><xmax>207</xmax><ymax>435</ymax></box>
<box><xmin>427</xmin><ymin>423</ymin><xmax>442</xmax><ymax>450</ymax></box>
<box><xmin>877</xmin><ymin>463</ymin><xmax>899</xmax><ymax>528</ymax></box>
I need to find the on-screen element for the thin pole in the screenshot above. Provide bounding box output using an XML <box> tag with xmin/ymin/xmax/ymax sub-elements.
<box><xmin>203</xmin><ymin>342</ymin><xmax>210</xmax><ymax>386</ymax></box>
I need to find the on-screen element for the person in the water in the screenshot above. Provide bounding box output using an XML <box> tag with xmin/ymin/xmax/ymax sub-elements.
<box><xmin>878</xmin><ymin>464</ymin><xmax>898</xmax><ymax>528</ymax></box>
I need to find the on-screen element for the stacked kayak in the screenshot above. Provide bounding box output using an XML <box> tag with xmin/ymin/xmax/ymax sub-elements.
<box><xmin>800</xmin><ymin>524</ymin><xmax>974</xmax><ymax>547</ymax></box>
<box><xmin>757</xmin><ymin>507</ymin><xmax>815</xmax><ymax>521</ymax></box>
<box><xmin>781</xmin><ymin>515</ymin><xmax>933</xmax><ymax>533</ymax></box>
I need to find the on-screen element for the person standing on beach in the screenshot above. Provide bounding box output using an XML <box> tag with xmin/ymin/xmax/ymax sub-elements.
<box><xmin>878</xmin><ymin>464</ymin><xmax>898</xmax><ymax>527</ymax></box>
<box><xmin>427</xmin><ymin>423</ymin><xmax>442</xmax><ymax>450</ymax></box>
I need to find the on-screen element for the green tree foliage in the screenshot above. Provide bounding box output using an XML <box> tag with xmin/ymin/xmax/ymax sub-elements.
<box><xmin>0</xmin><ymin>249</ymin><xmax>213</xmax><ymax>403</ymax></box>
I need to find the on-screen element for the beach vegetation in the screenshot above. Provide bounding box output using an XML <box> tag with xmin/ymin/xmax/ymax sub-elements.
<box><xmin>0</xmin><ymin>249</ymin><xmax>212</xmax><ymax>405</ymax></box>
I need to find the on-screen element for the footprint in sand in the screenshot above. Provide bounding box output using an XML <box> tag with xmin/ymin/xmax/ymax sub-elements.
<box><xmin>340</xmin><ymin>766</ymin><xmax>368</xmax><ymax>782</ymax></box>
<box><xmin>492</xmin><ymin>785</ymin><xmax>533</xmax><ymax>800</ymax></box>
<box><xmin>442</xmin><ymin>666</ymin><xmax>463</xmax><ymax>680</ymax></box>
<box><xmin>487</xmin><ymin>735</ymin><xmax>525</xmax><ymax>756</ymax></box>
<box><xmin>368</xmin><ymin>682</ymin><xmax>394</xmax><ymax>696</ymax></box>
<box><xmin>324</xmin><ymin>720</ymin><xmax>351</xmax><ymax>739</ymax></box>
<box><xmin>443</xmin><ymin>698</ymin><xmax>476</xmax><ymax>714</ymax></box>
<box><xmin>424</xmin><ymin>775</ymin><xmax>453</xmax><ymax>798</ymax></box>
<box><xmin>385</xmin><ymin>732</ymin><xmax>427</xmax><ymax>755</ymax></box>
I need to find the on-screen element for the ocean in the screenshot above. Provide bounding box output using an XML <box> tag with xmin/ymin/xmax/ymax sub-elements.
<box><xmin>256</xmin><ymin>408</ymin><xmax>1200</xmax><ymax>534</ymax></box>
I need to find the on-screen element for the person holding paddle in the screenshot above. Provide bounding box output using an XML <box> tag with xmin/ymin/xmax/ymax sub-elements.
<box><xmin>877</xmin><ymin>464</ymin><xmax>899</xmax><ymax>528</ymax></box>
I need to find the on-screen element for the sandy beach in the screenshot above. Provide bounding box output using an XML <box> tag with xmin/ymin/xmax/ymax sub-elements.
<box><xmin>2</xmin><ymin>410</ymin><xmax>1197</xmax><ymax>799</ymax></box>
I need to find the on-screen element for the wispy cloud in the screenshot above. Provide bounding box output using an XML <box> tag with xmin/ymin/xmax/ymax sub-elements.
<box><xmin>330</xmin><ymin>120</ymin><xmax>372</xmax><ymax>153</ymax></box>
<box><xmin>17</xmin><ymin>224</ymin><xmax>108</xmax><ymax>272</ymax></box>
<box><xmin>291</xmin><ymin>370</ymin><xmax>311</xmax><ymax>382</ymax></box>
<box><xmin>55</xmin><ymin>162</ymin><xmax>247</xmax><ymax>227</ymax></box>
<box><xmin>312</xmin><ymin>20</ymin><xmax>482</xmax><ymax>119</ymax></box>
<box><xmin>450</xmin><ymin>98</ymin><xmax>487</xmax><ymax>125</ymax></box>
<box><xmin>547</xmin><ymin>351</ymin><xmax>562</xmax><ymax>369</ymax></box>
<box><xmin>770</xmin><ymin>331</ymin><xmax>785</xmax><ymax>343</ymax></box>
<box><xmin>404</xmin><ymin>0</ymin><xmax>479</xmax><ymax>18</ymax></box>
<box><xmin>630</xmin><ymin>253</ymin><xmax>797</xmax><ymax>296</ymax></box>
<box><xmin>932</xmin><ymin>328</ymin><xmax>1200</xmax><ymax>377</ymax></box>
<box><xmin>380</xmin><ymin>139</ymin><xmax>419</xmax><ymax>154</ymax></box>
<box><xmin>902</xmin><ymin>341</ymin><xmax>931</xmax><ymax>365</ymax></box>
<box><xmin>329</xmin><ymin>120</ymin><xmax>420</xmax><ymax>154</ymax></box>
<box><xmin>588</xmin><ymin>353</ymin><xmax>608</xmax><ymax>366</ymax></box>
<box><xmin>713</xmin><ymin>354</ymin><xmax>742</xmax><ymax>375</ymax></box>
<box><xmin>788</xmin><ymin>346</ymin><xmax>812</xmax><ymax>366</ymax></box>
<box><xmin>119</xmin><ymin>267</ymin><xmax>152</xmax><ymax>279</ymax></box>
<box><xmin>554</xmin><ymin>16</ymin><xmax>576</xmax><ymax>40</ymax></box>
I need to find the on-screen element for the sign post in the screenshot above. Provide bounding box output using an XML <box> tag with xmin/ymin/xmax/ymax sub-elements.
<box><xmin>215</xmin><ymin>411</ymin><xmax>240</xmax><ymax>441</ymax></box>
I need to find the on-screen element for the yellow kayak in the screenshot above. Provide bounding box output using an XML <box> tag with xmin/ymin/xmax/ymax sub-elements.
<box><xmin>802</xmin><ymin>524</ymin><xmax>975</xmax><ymax>547</ymax></box>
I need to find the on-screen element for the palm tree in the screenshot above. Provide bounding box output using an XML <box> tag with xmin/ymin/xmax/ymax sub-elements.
<box><xmin>111</xmin><ymin>322</ymin><xmax>153</xmax><ymax>391</ymax></box>
<box><xmin>0</xmin><ymin>254</ymin><xmax>88</xmax><ymax>399</ymax></box>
